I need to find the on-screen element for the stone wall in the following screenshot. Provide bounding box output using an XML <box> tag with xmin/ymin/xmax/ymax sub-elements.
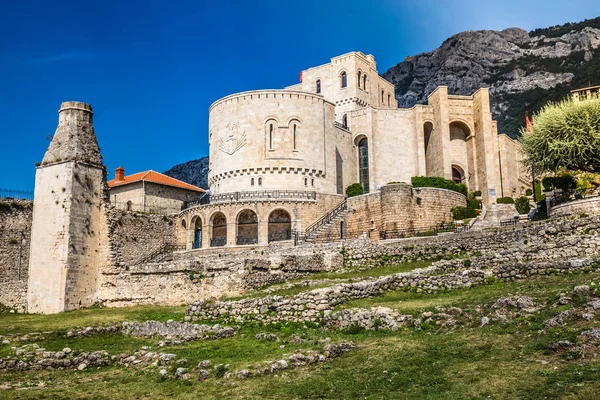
<box><xmin>343</xmin><ymin>184</ymin><xmax>466</xmax><ymax>239</ymax></box>
<box><xmin>0</xmin><ymin>201</ymin><xmax>32</xmax><ymax>310</ymax></box>
<box><xmin>549</xmin><ymin>196</ymin><xmax>600</xmax><ymax>218</ymax></box>
<box><xmin>109</xmin><ymin>181</ymin><xmax>201</xmax><ymax>214</ymax></box>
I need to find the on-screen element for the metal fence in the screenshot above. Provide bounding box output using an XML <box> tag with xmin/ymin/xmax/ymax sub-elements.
<box><xmin>0</xmin><ymin>188</ymin><xmax>33</xmax><ymax>201</ymax></box>
<box><xmin>184</xmin><ymin>190</ymin><xmax>317</xmax><ymax>209</ymax></box>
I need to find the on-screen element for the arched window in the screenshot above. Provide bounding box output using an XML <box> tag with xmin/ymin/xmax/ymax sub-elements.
<box><xmin>341</xmin><ymin>71</ymin><xmax>347</xmax><ymax>88</ymax></box>
<box><xmin>388</xmin><ymin>94</ymin><xmax>391</xmax><ymax>106</ymax></box>
<box><xmin>363</xmin><ymin>74</ymin><xmax>367</xmax><ymax>90</ymax></box>
<box><xmin>251</xmin><ymin>177</ymin><xmax>255</xmax><ymax>186</ymax></box>
<box><xmin>358</xmin><ymin>137</ymin><xmax>370</xmax><ymax>193</ymax></box>
<box><xmin>126</xmin><ymin>200</ymin><xmax>132</xmax><ymax>211</ymax></box>
<box><xmin>293</xmin><ymin>124</ymin><xmax>297</xmax><ymax>150</ymax></box>
<box><xmin>316</xmin><ymin>80</ymin><xmax>321</xmax><ymax>94</ymax></box>
<box><xmin>423</xmin><ymin>122</ymin><xmax>434</xmax><ymax>176</ymax></box>
<box><xmin>452</xmin><ymin>166</ymin><xmax>464</xmax><ymax>184</ymax></box>
<box><xmin>269</xmin><ymin>123</ymin><xmax>274</xmax><ymax>150</ymax></box>
<box><xmin>357</xmin><ymin>71</ymin><xmax>362</xmax><ymax>89</ymax></box>
<box><xmin>191</xmin><ymin>216</ymin><xmax>202</xmax><ymax>249</ymax></box>
<box><xmin>342</xmin><ymin>114</ymin><xmax>348</xmax><ymax>129</ymax></box>
<box><xmin>381</xmin><ymin>90</ymin><xmax>384</xmax><ymax>104</ymax></box>
<box><xmin>258</xmin><ymin>177</ymin><xmax>262</xmax><ymax>186</ymax></box>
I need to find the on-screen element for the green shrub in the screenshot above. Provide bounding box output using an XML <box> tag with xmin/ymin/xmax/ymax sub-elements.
<box><xmin>411</xmin><ymin>176</ymin><xmax>468</xmax><ymax>196</ymax></box>
<box><xmin>514</xmin><ymin>197</ymin><xmax>531</xmax><ymax>214</ymax></box>
<box><xmin>542</xmin><ymin>174</ymin><xmax>577</xmax><ymax>191</ymax></box>
<box><xmin>496</xmin><ymin>197</ymin><xmax>515</xmax><ymax>204</ymax></box>
<box><xmin>468</xmin><ymin>199</ymin><xmax>482</xmax><ymax>209</ymax></box>
<box><xmin>346</xmin><ymin>183</ymin><xmax>364</xmax><ymax>198</ymax></box>
<box><xmin>472</xmin><ymin>190</ymin><xmax>482</xmax><ymax>197</ymax></box>
<box><xmin>452</xmin><ymin>206</ymin><xmax>476</xmax><ymax>220</ymax></box>
<box><xmin>525</xmin><ymin>188</ymin><xmax>533</xmax><ymax>196</ymax></box>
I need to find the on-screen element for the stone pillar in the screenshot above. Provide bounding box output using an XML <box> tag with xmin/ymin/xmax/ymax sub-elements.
<box><xmin>472</xmin><ymin>89</ymin><xmax>500</xmax><ymax>205</ymax></box>
<box><xmin>27</xmin><ymin>102</ymin><xmax>106</xmax><ymax>314</ymax></box>
<box><xmin>427</xmin><ymin>87</ymin><xmax>451</xmax><ymax>179</ymax></box>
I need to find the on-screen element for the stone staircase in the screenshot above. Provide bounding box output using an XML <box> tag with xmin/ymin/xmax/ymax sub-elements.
<box><xmin>471</xmin><ymin>203</ymin><xmax>519</xmax><ymax>230</ymax></box>
<box><xmin>302</xmin><ymin>198</ymin><xmax>348</xmax><ymax>243</ymax></box>
<box><xmin>305</xmin><ymin>210</ymin><xmax>349</xmax><ymax>243</ymax></box>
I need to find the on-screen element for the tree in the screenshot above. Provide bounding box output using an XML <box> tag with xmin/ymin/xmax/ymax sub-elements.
<box><xmin>346</xmin><ymin>183</ymin><xmax>364</xmax><ymax>198</ymax></box>
<box><xmin>520</xmin><ymin>98</ymin><xmax>600</xmax><ymax>173</ymax></box>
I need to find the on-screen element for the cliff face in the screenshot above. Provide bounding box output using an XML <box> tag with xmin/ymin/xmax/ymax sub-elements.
<box><xmin>382</xmin><ymin>17</ymin><xmax>600</xmax><ymax>137</ymax></box>
<box><xmin>163</xmin><ymin>156</ymin><xmax>209</xmax><ymax>189</ymax></box>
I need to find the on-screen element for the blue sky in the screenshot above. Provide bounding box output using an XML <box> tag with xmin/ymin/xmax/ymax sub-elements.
<box><xmin>1</xmin><ymin>0</ymin><xmax>600</xmax><ymax>191</ymax></box>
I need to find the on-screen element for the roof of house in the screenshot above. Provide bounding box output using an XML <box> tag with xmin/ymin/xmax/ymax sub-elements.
<box><xmin>107</xmin><ymin>170</ymin><xmax>205</xmax><ymax>193</ymax></box>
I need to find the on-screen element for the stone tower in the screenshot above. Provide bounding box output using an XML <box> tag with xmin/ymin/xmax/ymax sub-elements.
<box><xmin>27</xmin><ymin>102</ymin><xmax>106</xmax><ymax>314</ymax></box>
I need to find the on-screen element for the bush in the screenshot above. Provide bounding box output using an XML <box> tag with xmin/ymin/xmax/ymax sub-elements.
<box><xmin>346</xmin><ymin>183</ymin><xmax>364</xmax><ymax>198</ymax></box>
<box><xmin>472</xmin><ymin>190</ymin><xmax>482</xmax><ymax>197</ymax></box>
<box><xmin>542</xmin><ymin>174</ymin><xmax>577</xmax><ymax>192</ymax></box>
<box><xmin>452</xmin><ymin>206</ymin><xmax>476</xmax><ymax>220</ymax></box>
<box><xmin>411</xmin><ymin>176</ymin><xmax>468</xmax><ymax>196</ymax></box>
<box><xmin>514</xmin><ymin>197</ymin><xmax>531</xmax><ymax>214</ymax></box>
<box><xmin>468</xmin><ymin>199</ymin><xmax>482</xmax><ymax>209</ymax></box>
<box><xmin>525</xmin><ymin>188</ymin><xmax>533</xmax><ymax>196</ymax></box>
<box><xmin>496</xmin><ymin>197</ymin><xmax>515</xmax><ymax>204</ymax></box>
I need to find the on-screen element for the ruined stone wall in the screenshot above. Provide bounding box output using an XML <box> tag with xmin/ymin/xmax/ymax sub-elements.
<box><xmin>0</xmin><ymin>201</ymin><xmax>32</xmax><ymax>310</ymax></box>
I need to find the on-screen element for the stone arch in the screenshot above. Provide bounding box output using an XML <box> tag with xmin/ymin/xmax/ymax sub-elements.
<box><xmin>190</xmin><ymin>215</ymin><xmax>203</xmax><ymax>249</ymax></box>
<box><xmin>452</xmin><ymin>164</ymin><xmax>466</xmax><ymax>184</ymax></box>
<box><xmin>357</xmin><ymin>70</ymin><xmax>362</xmax><ymax>89</ymax></box>
<box><xmin>449</xmin><ymin>121</ymin><xmax>471</xmax><ymax>188</ymax></box>
<box><xmin>268</xmin><ymin>208</ymin><xmax>292</xmax><ymax>243</ymax></box>
<box><xmin>209</xmin><ymin>211</ymin><xmax>227</xmax><ymax>247</ymax></box>
<box><xmin>363</xmin><ymin>74</ymin><xmax>367</xmax><ymax>90</ymax></box>
<box><xmin>287</xmin><ymin>117</ymin><xmax>302</xmax><ymax>151</ymax></box>
<box><xmin>236</xmin><ymin>209</ymin><xmax>258</xmax><ymax>245</ymax></box>
<box><xmin>126</xmin><ymin>200</ymin><xmax>132</xmax><ymax>211</ymax></box>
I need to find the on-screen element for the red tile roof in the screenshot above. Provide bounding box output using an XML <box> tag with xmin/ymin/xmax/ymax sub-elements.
<box><xmin>107</xmin><ymin>170</ymin><xmax>205</xmax><ymax>192</ymax></box>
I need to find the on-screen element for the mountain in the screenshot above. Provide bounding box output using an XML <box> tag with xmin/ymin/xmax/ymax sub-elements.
<box><xmin>166</xmin><ymin>17</ymin><xmax>600</xmax><ymax>187</ymax></box>
<box><xmin>383</xmin><ymin>17</ymin><xmax>600</xmax><ymax>138</ymax></box>
<box><xmin>163</xmin><ymin>156</ymin><xmax>209</xmax><ymax>189</ymax></box>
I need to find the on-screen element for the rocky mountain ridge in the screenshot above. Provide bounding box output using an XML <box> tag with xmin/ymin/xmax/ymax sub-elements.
<box><xmin>383</xmin><ymin>17</ymin><xmax>600</xmax><ymax>137</ymax></box>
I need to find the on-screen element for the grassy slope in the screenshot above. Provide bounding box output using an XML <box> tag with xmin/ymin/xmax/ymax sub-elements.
<box><xmin>1</xmin><ymin>269</ymin><xmax>600</xmax><ymax>399</ymax></box>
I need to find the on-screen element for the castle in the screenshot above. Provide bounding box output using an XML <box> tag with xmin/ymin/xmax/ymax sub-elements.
<box><xmin>17</xmin><ymin>52</ymin><xmax>527</xmax><ymax>313</ymax></box>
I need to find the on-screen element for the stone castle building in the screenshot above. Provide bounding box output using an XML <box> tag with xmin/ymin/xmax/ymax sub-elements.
<box><xmin>18</xmin><ymin>52</ymin><xmax>529</xmax><ymax>313</ymax></box>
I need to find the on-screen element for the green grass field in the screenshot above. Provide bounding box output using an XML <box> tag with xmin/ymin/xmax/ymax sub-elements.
<box><xmin>1</xmin><ymin>265</ymin><xmax>600</xmax><ymax>399</ymax></box>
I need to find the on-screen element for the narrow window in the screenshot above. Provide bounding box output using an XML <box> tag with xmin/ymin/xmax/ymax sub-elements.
<box><xmin>388</xmin><ymin>93</ymin><xmax>391</xmax><ymax>106</ymax></box>
<box><xmin>251</xmin><ymin>178</ymin><xmax>255</xmax><ymax>186</ymax></box>
<box><xmin>342</xmin><ymin>114</ymin><xmax>348</xmax><ymax>129</ymax></box>
<box><xmin>293</xmin><ymin>124</ymin><xmax>297</xmax><ymax>150</ymax></box>
<box><xmin>363</xmin><ymin>75</ymin><xmax>367</xmax><ymax>90</ymax></box>
<box><xmin>304</xmin><ymin>177</ymin><xmax>308</xmax><ymax>186</ymax></box>
<box><xmin>381</xmin><ymin>90</ymin><xmax>384</xmax><ymax>104</ymax></box>
<box><xmin>316</xmin><ymin>80</ymin><xmax>321</xmax><ymax>94</ymax></box>
<box><xmin>357</xmin><ymin>71</ymin><xmax>362</xmax><ymax>89</ymax></box>
<box><xmin>269</xmin><ymin>124</ymin><xmax>273</xmax><ymax>150</ymax></box>
<box><xmin>358</xmin><ymin>138</ymin><xmax>370</xmax><ymax>193</ymax></box>
<box><xmin>258</xmin><ymin>177</ymin><xmax>262</xmax><ymax>186</ymax></box>
<box><xmin>311</xmin><ymin>178</ymin><xmax>314</xmax><ymax>187</ymax></box>
<box><xmin>341</xmin><ymin>72</ymin><xmax>347</xmax><ymax>88</ymax></box>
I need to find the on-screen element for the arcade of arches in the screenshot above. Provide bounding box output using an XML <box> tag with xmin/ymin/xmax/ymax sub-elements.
<box><xmin>180</xmin><ymin>207</ymin><xmax>294</xmax><ymax>249</ymax></box>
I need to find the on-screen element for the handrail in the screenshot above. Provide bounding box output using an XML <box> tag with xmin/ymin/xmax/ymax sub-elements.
<box><xmin>184</xmin><ymin>190</ymin><xmax>317</xmax><ymax>209</ymax></box>
<box><xmin>304</xmin><ymin>198</ymin><xmax>347</xmax><ymax>238</ymax></box>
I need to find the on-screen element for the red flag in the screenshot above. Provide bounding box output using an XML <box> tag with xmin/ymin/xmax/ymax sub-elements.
<box><xmin>526</xmin><ymin>115</ymin><xmax>533</xmax><ymax>133</ymax></box>
<box><xmin>299</xmin><ymin>72</ymin><xmax>303</xmax><ymax>83</ymax></box>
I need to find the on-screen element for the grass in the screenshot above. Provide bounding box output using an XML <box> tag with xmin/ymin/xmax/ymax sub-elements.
<box><xmin>2</xmin><ymin>267</ymin><xmax>600</xmax><ymax>399</ymax></box>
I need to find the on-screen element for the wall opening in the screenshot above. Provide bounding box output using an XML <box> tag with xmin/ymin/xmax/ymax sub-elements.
<box><xmin>268</xmin><ymin>209</ymin><xmax>291</xmax><ymax>242</ymax></box>
<box><xmin>316</xmin><ymin>79</ymin><xmax>321</xmax><ymax>94</ymax></box>
<box><xmin>340</xmin><ymin>71</ymin><xmax>347</xmax><ymax>88</ymax></box>
<box><xmin>210</xmin><ymin>212</ymin><xmax>227</xmax><ymax>247</ymax></box>
<box><xmin>191</xmin><ymin>216</ymin><xmax>202</xmax><ymax>249</ymax></box>
<box><xmin>236</xmin><ymin>209</ymin><xmax>258</xmax><ymax>245</ymax></box>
